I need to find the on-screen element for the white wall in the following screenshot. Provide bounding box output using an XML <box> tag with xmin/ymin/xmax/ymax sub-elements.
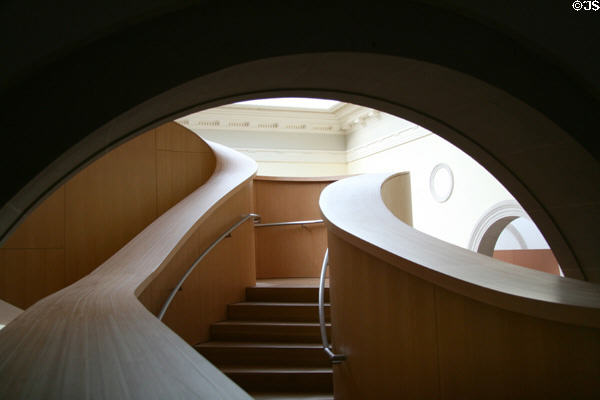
<box><xmin>186</xmin><ymin>111</ymin><xmax>530</xmax><ymax>250</ymax></box>
<box><xmin>495</xmin><ymin>218</ymin><xmax>551</xmax><ymax>250</ymax></box>
<box><xmin>346</xmin><ymin>114</ymin><xmax>515</xmax><ymax>249</ymax></box>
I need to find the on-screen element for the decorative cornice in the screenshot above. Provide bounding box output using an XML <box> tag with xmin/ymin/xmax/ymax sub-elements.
<box><xmin>336</xmin><ymin>104</ymin><xmax>382</xmax><ymax>133</ymax></box>
<box><xmin>176</xmin><ymin>102</ymin><xmax>384</xmax><ymax>135</ymax></box>
<box><xmin>177</xmin><ymin>104</ymin><xmax>342</xmax><ymax>135</ymax></box>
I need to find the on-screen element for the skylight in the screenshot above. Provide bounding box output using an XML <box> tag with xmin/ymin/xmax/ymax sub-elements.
<box><xmin>234</xmin><ymin>97</ymin><xmax>340</xmax><ymax>111</ymax></box>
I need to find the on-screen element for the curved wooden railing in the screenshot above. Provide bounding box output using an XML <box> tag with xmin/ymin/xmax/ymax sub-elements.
<box><xmin>0</xmin><ymin>141</ymin><xmax>256</xmax><ymax>399</ymax></box>
<box><xmin>320</xmin><ymin>173</ymin><xmax>600</xmax><ymax>399</ymax></box>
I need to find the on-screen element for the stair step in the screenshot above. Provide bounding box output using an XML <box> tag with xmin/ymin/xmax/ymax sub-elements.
<box><xmin>227</xmin><ymin>302</ymin><xmax>330</xmax><ymax>322</ymax></box>
<box><xmin>246</xmin><ymin>286</ymin><xmax>329</xmax><ymax>303</ymax></box>
<box><xmin>251</xmin><ymin>394</ymin><xmax>333</xmax><ymax>400</ymax></box>
<box><xmin>195</xmin><ymin>341</ymin><xmax>330</xmax><ymax>367</ymax></box>
<box><xmin>211</xmin><ymin>321</ymin><xmax>329</xmax><ymax>342</ymax></box>
<box><xmin>221</xmin><ymin>366</ymin><xmax>333</xmax><ymax>393</ymax></box>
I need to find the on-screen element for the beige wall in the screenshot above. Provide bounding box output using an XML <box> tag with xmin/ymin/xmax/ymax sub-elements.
<box><xmin>0</xmin><ymin>122</ymin><xmax>215</xmax><ymax>309</ymax></box>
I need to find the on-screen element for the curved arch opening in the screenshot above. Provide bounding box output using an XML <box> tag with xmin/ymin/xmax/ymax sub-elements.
<box><xmin>0</xmin><ymin>53</ymin><xmax>594</xmax><ymax>282</ymax></box>
<box><xmin>177</xmin><ymin>95</ymin><xmax>565</xmax><ymax>278</ymax></box>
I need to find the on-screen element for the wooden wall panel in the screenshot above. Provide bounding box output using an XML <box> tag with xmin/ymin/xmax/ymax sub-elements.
<box><xmin>328</xmin><ymin>231</ymin><xmax>600</xmax><ymax>399</ymax></box>
<box><xmin>254</xmin><ymin>179</ymin><xmax>334</xmax><ymax>278</ymax></box>
<box><xmin>493</xmin><ymin>249</ymin><xmax>560</xmax><ymax>275</ymax></box>
<box><xmin>65</xmin><ymin>131</ymin><xmax>158</xmax><ymax>284</ymax></box>
<box><xmin>0</xmin><ymin>141</ymin><xmax>255</xmax><ymax>399</ymax></box>
<box><xmin>141</xmin><ymin>182</ymin><xmax>256</xmax><ymax>344</ymax></box>
<box><xmin>0</xmin><ymin>249</ymin><xmax>65</xmax><ymax>309</ymax></box>
<box><xmin>0</xmin><ymin>187</ymin><xmax>65</xmax><ymax>309</ymax></box>
<box><xmin>329</xmin><ymin>233</ymin><xmax>440</xmax><ymax>399</ymax></box>
<box><xmin>2</xmin><ymin>187</ymin><xmax>64</xmax><ymax>249</ymax></box>
<box><xmin>436</xmin><ymin>287</ymin><xmax>600</xmax><ymax>398</ymax></box>
<box><xmin>1</xmin><ymin>122</ymin><xmax>216</xmax><ymax>309</ymax></box>
<box><xmin>156</xmin><ymin>151</ymin><xmax>215</xmax><ymax>214</ymax></box>
<box><xmin>155</xmin><ymin>122</ymin><xmax>212</xmax><ymax>153</ymax></box>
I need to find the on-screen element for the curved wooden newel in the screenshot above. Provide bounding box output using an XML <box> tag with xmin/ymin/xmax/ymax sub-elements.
<box><xmin>0</xmin><ymin>141</ymin><xmax>256</xmax><ymax>399</ymax></box>
<box><xmin>320</xmin><ymin>173</ymin><xmax>600</xmax><ymax>399</ymax></box>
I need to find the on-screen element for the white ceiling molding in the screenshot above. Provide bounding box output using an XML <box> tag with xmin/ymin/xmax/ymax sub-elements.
<box><xmin>346</xmin><ymin>127</ymin><xmax>430</xmax><ymax>163</ymax></box>
<box><xmin>177</xmin><ymin>104</ymin><xmax>341</xmax><ymax>135</ymax></box>
<box><xmin>336</xmin><ymin>103</ymin><xmax>382</xmax><ymax>133</ymax></box>
<box><xmin>176</xmin><ymin>102</ymin><xmax>384</xmax><ymax>136</ymax></box>
<box><xmin>236</xmin><ymin>147</ymin><xmax>347</xmax><ymax>163</ymax></box>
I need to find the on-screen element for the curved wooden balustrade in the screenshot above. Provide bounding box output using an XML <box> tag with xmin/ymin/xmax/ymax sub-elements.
<box><xmin>320</xmin><ymin>173</ymin><xmax>600</xmax><ymax>399</ymax></box>
<box><xmin>0</xmin><ymin>141</ymin><xmax>256</xmax><ymax>399</ymax></box>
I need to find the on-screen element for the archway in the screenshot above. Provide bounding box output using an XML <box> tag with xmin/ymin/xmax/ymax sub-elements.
<box><xmin>469</xmin><ymin>200</ymin><xmax>528</xmax><ymax>256</ymax></box>
<box><xmin>0</xmin><ymin>53</ymin><xmax>597</xmax><ymax>281</ymax></box>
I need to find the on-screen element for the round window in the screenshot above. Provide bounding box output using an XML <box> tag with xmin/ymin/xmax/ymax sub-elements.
<box><xmin>429</xmin><ymin>163</ymin><xmax>454</xmax><ymax>203</ymax></box>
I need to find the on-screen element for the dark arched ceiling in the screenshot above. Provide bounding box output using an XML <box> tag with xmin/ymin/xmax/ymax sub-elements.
<box><xmin>0</xmin><ymin>1</ymin><xmax>598</xmax><ymax>279</ymax></box>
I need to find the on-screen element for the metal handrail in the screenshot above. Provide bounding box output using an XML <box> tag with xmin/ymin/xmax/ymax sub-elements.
<box><xmin>254</xmin><ymin>219</ymin><xmax>324</xmax><ymax>227</ymax></box>
<box><xmin>319</xmin><ymin>248</ymin><xmax>346</xmax><ymax>364</ymax></box>
<box><xmin>158</xmin><ymin>213</ymin><xmax>261</xmax><ymax>320</ymax></box>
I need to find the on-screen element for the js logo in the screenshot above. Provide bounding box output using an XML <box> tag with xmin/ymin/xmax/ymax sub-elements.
<box><xmin>573</xmin><ymin>0</ymin><xmax>600</xmax><ymax>11</ymax></box>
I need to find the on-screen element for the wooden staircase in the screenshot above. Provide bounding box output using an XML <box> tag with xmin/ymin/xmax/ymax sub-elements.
<box><xmin>195</xmin><ymin>283</ymin><xmax>333</xmax><ymax>399</ymax></box>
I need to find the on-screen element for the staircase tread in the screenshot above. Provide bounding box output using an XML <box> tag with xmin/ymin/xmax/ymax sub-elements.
<box><xmin>221</xmin><ymin>366</ymin><xmax>332</xmax><ymax>373</ymax></box>
<box><xmin>195</xmin><ymin>341</ymin><xmax>323</xmax><ymax>348</ymax></box>
<box><xmin>250</xmin><ymin>285</ymin><xmax>323</xmax><ymax>288</ymax></box>
<box><xmin>250</xmin><ymin>394</ymin><xmax>333</xmax><ymax>400</ymax></box>
<box><xmin>213</xmin><ymin>320</ymin><xmax>329</xmax><ymax>326</ymax></box>
<box><xmin>231</xmin><ymin>302</ymin><xmax>328</xmax><ymax>306</ymax></box>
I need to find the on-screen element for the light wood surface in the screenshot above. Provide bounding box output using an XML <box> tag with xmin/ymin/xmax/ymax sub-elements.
<box><xmin>321</xmin><ymin>173</ymin><xmax>600</xmax><ymax>399</ymax></box>
<box><xmin>0</xmin><ymin>122</ymin><xmax>215</xmax><ymax>309</ymax></box>
<box><xmin>253</xmin><ymin>179</ymin><xmax>335</xmax><ymax>278</ymax></box>
<box><xmin>0</xmin><ymin>299</ymin><xmax>22</xmax><ymax>326</ymax></box>
<box><xmin>380</xmin><ymin>172</ymin><xmax>413</xmax><ymax>226</ymax></box>
<box><xmin>329</xmin><ymin>234</ymin><xmax>439</xmax><ymax>399</ymax></box>
<box><xmin>140</xmin><ymin>181</ymin><xmax>256</xmax><ymax>344</ymax></box>
<box><xmin>64</xmin><ymin>130</ymin><xmax>159</xmax><ymax>284</ymax></box>
<box><xmin>0</xmin><ymin>139</ymin><xmax>256</xmax><ymax>398</ymax></box>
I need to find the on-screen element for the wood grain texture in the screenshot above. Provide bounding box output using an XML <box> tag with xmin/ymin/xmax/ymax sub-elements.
<box><xmin>141</xmin><ymin>182</ymin><xmax>256</xmax><ymax>344</ymax></box>
<box><xmin>0</xmin><ymin>299</ymin><xmax>22</xmax><ymax>326</ymax></box>
<box><xmin>155</xmin><ymin>122</ymin><xmax>214</xmax><ymax>153</ymax></box>
<box><xmin>156</xmin><ymin>150</ymin><xmax>216</xmax><ymax>214</ymax></box>
<box><xmin>65</xmin><ymin>130</ymin><xmax>158</xmax><ymax>284</ymax></box>
<box><xmin>0</xmin><ymin>140</ymin><xmax>256</xmax><ymax>399</ymax></box>
<box><xmin>2</xmin><ymin>187</ymin><xmax>65</xmax><ymax>249</ymax></box>
<box><xmin>329</xmin><ymin>233</ymin><xmax>439</xmax><ymax>399</ymax></box>
<box><xmin>321</xmin><ymin>173</ymin><xmax>600</xmax><ymax>399</ymax></box>
<box><xmin>254</xmin><ymin>179</ymin><xmax>334</xmax><ymax>278</ymax></box>
<box><xmin>0</xmin><ymin>122</ymin><xmax>216</xmax><ymax>308</ymax></box>
<box><xmin>436</xmin><ymin>287</ymin><xmax>600</xmax><ymax>399</ymax></box>
<box><xmin>0</xmin><ymin>249</ymin><xmax>65</xmax><ymax>309</ymax></box>
<box><xmin>320</xmin><ymin>173</ymin><xmax>600</xmax><ymax>328</ymax></box>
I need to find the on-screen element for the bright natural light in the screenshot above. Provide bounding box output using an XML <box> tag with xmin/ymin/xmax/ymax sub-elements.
<box><xmin>234</xmin><ymin>97</ymin><xmax>340</xmax><ymax>110</ymax></box>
